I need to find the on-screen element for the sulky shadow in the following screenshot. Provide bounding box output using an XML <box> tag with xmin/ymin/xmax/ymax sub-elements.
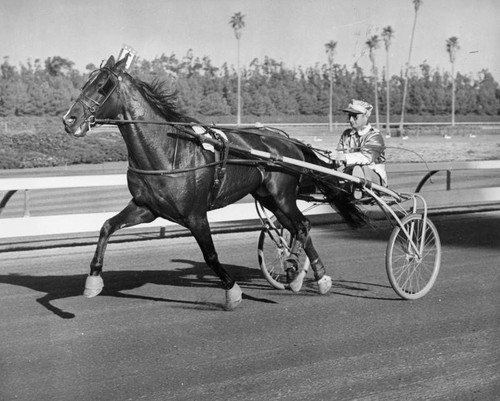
<box><xmin>330</xmin><ymin>279</ymin><xmax>403</xmax><ymax>301</ymax></box>
<box><xmin>292</xmin><ymin>278</ymin><xmax>401</xmax><ymax>301</ymax></box>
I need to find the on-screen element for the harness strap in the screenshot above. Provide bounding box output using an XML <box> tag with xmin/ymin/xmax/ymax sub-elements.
<box><xmin>172</xmin><ymin>136</ymin><xmax>180</xmax><ymax>169</ymax></box>
<box><xmin>128</xmin><ymin>158</ymin><xmax>264</xmax><ymax>176</ymax></box>
<box><xmin>128</xmin><ymin>161</ymin><xmax>222</xmax><ymax>176</ymax></box>
<box><xmin>208</xmin><ymin>131</ymin><xmax>231</xmax><ymax>208</ymax></box>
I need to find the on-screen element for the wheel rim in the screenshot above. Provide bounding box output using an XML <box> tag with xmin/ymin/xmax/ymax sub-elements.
<box><xmin>387</xmin><ymin>215</ymin><xmax>441</xmax><ymax>299</ymax></box>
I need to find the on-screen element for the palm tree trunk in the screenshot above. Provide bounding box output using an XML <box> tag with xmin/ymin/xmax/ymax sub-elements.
<box><xmin>386</xmin><ymin>51</ymin><xmax>391</xmax><ymax>135</ymax></box>
<box><xmin>329</xmin><ymin>69</ymin><xmax>333</xmax><ymax>132</ymax></box>
<box><xmin>451</xmin><ymin>62</ymin><xmax>455</xmax><ymax>127</ymax></box>
<box><xmin>374</xmin><ymin>73</ymin><xmax>380</xmax><ymax>129</ymax></box>
<box><xmin>237</xmin><ymin>38</ymin><xmax>241</xmax><ymax>125</ymax></box>
<box><xmin>399</xmin><ymin>10</ymin><xmax>419</xmax><ymax>133</ymax></box>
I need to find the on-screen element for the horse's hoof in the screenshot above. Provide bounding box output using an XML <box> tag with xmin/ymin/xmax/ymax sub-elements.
<box><xmin>289</xmin><ymin>270</ymin><xmax>306</xmax><ymax>293</ymax></box>
<box><xmin>285</xmin><ymin>258</ymin><xmax>298</xmax><ymax>283</ymax></box>
<box><xmin>224</xmin><ymin>283</ymin><xmax>242</xmax><ymax>311</ymax></box>
<box><xmin>317</xmin><ymin>275</ymin><xmax>332</xmax><ymax>295</ymax></box>
<box><xmin>83</xmin><ymin>275</ymin><xmax>104</xmax><ymax>298</ymax></box>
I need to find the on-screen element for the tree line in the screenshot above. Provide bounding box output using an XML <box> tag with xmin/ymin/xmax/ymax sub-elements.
<box><xmin>0</xmin><ymin>52</ymin><xmax>499</xmax><ymax>121</ymax></box>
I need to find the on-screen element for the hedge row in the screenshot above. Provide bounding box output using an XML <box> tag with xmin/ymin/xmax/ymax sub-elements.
<box><xmin>0</xmin><ymin>117</ymin><xmax>127</xmax><ymax>169</ymax></box>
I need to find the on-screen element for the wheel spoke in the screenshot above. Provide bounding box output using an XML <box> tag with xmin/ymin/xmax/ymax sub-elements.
<box><xmin>386</xmin><ymin>215</ymin><xmax>441</xmax><ymax>299</ymax></box>
<box><xmin>258</xmin><ymin>225</ymin><xmax>309</xmax><ymax>290</ymax></box>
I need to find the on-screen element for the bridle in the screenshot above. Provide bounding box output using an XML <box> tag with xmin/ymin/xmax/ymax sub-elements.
<box><xmin>75</xmin><ymin>66</ymin><xmax>122</xmax><ymax>131</ymax></box>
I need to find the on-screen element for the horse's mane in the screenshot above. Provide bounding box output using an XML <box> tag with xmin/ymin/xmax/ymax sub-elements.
<box><xmin>130</xmin><ymin>75</ymin><xmax>196</xmax><ymax>123</ymax></box>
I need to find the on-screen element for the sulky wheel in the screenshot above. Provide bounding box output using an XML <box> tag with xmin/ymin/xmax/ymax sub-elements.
<box><xmin>386</xmin><ymin>213</ymin><xmax>441</xmax><ymax>300</ymax></box>
<box><xmin>257</xmin><ymin>222</ymin><xmax>309</xmax><ymax>290</ymax></box>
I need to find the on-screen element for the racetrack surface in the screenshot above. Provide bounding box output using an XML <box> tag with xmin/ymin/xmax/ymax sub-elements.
<box><xmin>1</xmin><ymin>211</ymin><xmax>499</xmax><ymax>400</ymax></box>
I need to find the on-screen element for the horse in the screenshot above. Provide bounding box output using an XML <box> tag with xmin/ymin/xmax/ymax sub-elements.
<box><xmin>62</xmin><ymin>55</ymin><xmax>364</xmax><ymax>310</ymax></box>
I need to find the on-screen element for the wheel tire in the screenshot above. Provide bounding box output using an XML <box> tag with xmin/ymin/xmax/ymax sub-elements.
<box><xmin>257</xmin><ymin>223</ymin><xmax>308</xmax><ymax>290</ymax></box>
<box><xmin>386</xmin><ymin>214</ymin><xmax>441</xmax><ymax>300</ymax></box>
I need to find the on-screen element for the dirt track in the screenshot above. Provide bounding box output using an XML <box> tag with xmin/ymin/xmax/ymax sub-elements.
<box><xmin>1</xmin><ymin>212</ymin><xmax>499</xmax><ymax>400</ymax></box>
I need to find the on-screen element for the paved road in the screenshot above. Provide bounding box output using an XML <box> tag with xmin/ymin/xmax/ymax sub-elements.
<box><xmin>1</xmin><ymin>212</ymin><xmax>499</xmax><ymax>400</ymax></box>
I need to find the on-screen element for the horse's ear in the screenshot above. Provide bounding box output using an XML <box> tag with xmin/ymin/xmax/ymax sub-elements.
<box><xmin>104</xmin><ymin>55</ymin><xmax>115</xmax><ymax>68</ymax></box>
<box><xmin>115</xmin><ymin>54</ymin><xmax>129</xmax><ymax>73</ymax></box>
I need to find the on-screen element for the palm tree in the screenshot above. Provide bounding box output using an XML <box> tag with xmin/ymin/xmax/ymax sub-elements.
<box><xmin>229</xmin><ymin>12</ymin><xmax>245</xmax><ymax>125</ymax></box>
<box><xmin>382</xmin><ymin>26</ymin><xmax>394</xmax><ymax>136</ymax></box>
<box><xmin>325</xmin><ymin>40</ymin><xmax>337</xmax><ymax>132</ymax></box>
<box><xmin>446</xmin><ymin>36</ymin><xmax>460</xmax><ymax>127</ymax></box>
<box><xmin>366</xmin><ymin>35</ymin><xmax>380</xmax><ymax>129</ymax></box>
<box><xmin>399</xmin><ymin>0</ymin><xmax>423</xmax><ymax>135</ymax></box>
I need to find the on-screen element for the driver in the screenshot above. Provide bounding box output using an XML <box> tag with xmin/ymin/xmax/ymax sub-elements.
<box><xmin>334</xmin><ymin>99</ymin><xmax>387</xmax><ymax>199</ymax></box>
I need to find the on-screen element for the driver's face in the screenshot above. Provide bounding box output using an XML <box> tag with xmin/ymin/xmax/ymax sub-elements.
<box><xmin>348</xmin><ymin>112</ymin><xmax>368</xmax><ymax>131</ymax></box>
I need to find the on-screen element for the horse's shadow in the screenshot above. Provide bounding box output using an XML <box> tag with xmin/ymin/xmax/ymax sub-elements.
<box><xmin>1</xmin><ymin>258</ymin><xmax>402</xmax><ymax>319</ymax></box>
<box><xmin>0</xmin><ymin>259</ymin><xmax>273</xmax><ymax>319</ymax></box>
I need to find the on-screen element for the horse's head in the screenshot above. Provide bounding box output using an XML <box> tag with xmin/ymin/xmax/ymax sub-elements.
<box><xmin>63</xmin><ymin>55</ymin><xmax>128</xmax><ymax>137</ymax></box>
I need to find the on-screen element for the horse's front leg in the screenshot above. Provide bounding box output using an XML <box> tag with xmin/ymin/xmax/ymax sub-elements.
<box><xmin>187</xmin><ymin>215</ymin><xmax>242</xmax><ymax>310</ymax></box>
<box><xmin>85</xmin><ymin>200</ymin><xmax>156</xmax><ymax>297</ymax></box>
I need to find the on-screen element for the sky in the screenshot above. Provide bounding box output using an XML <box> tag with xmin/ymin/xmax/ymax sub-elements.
<box><xmin>2</xmin><ymin>0</ymin><xmax>500</xmax><ymax>82</ymax></box>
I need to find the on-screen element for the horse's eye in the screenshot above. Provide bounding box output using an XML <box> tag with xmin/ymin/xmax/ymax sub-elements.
<box><xmin>98</xmin><ymin>79</ymin><xmax>114</xmax><ymax>95</ymax></box>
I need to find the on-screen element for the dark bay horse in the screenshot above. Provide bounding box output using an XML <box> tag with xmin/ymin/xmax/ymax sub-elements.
<box><xmin>62</xmin><ymin>55</ymin><xmax>364</xmax><ymax>310</ymax></box>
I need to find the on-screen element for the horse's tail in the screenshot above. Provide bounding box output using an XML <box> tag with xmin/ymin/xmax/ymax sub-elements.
<box><xmin>313</xmin><ymin>176</ymin><xmax>368</xmax><ymax>228</ymax></box>
<box><xmin>299</xmin><ymin>146</ymin><xmax>368</xmax><ymax>229</ymax></box>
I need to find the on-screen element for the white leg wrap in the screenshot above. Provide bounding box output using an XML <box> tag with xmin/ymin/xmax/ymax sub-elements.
<box><xmin>289</xmin><ymin>270</ymin><xmax>306</xmax><ymax>293</ymax></box>
<box><xmin>317</xmin><ymin>275</ymin><xmax>332</xmax><ymax>295</ymax></box>
<box><xmin>83</xmin><ymin>275</ymin><xmax>104</xmax><ymax>298</ymax></box>
<box><xmin>224</xmin><ymin>283</ymin><xmax>242</xmax><ymax>311</ymax></box>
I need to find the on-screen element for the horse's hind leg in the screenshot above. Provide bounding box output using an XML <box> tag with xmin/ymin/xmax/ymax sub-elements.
<box><xmin>256</xmin><ymin>192</ymin><xmax>331</xmax><ymax>294</ymax></box>
<box><xmin>283</xmin><ymin>209</ymin><xmax>331</xmax><ymax>294</ymax></box>
<box><xmin>281</xmin><ymin>208</ymin><xmax>332</xmax><ymax>294</ymax></box>
<box><xmin>300</xmin><ymin>230</ymin><xmax>332</xmax><ymax>294</ymax></box>
<box><xmin>85</xmin><ymin>200</ymin><xmax>156</xmax><ymax>297</ymax></box>
<box><xmin>186</xmin><ymin>215</ymin><xmax>242</xmax><ymax>310</ymax></box>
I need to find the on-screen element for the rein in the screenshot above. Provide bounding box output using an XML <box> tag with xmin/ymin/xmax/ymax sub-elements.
<box><xmin>93</xmin><ymin>118</ymin><xmax>288</xmax><ymax>175</ymax></box>
<box><xmin>82</xmin><ymin>68</ymin><xmax>327</xmax><ymax>177</ymax></box>
<box><xmin>95</xmin><ymin>117</ymin><xmax>334</xmax><ymax>179</ymax></box>
<box><xmin>95</xmin><ymin>118</ymin><xmax>203</xmax><ymax>127</ymax></box>
<box><xmin>92</xmin><ymin>116</ymin><xmax>228</xmax><ymax>175</ymax></box>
